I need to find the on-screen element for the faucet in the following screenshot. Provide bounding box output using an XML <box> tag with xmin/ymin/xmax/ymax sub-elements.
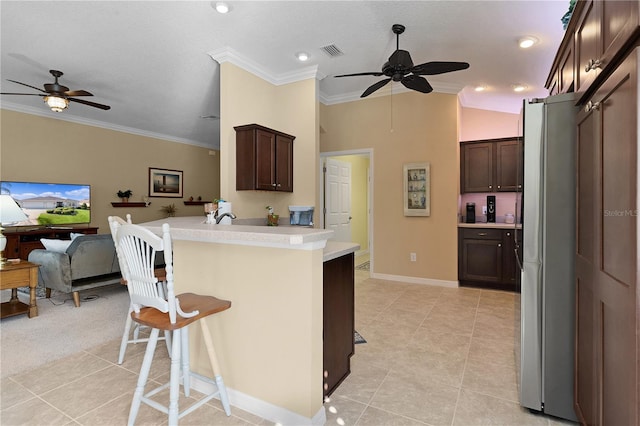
<box><xmin>215</xmin><ymin>212</ymin><xmax>237</xmax><ymax>224</ymax></box>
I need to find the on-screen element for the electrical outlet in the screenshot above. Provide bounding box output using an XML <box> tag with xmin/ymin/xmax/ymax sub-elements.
<box><xmin>410</xmin><ymin>252</ymin><xmax>417</xmax><ymax>262</ymax></box>
<box><xmin>482</xmin><ymin>205</ymin><xmax>487</xmax><ymax>215</ymax></box>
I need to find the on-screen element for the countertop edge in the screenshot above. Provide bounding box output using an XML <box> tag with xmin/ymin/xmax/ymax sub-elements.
<box><xmin>458</xmin><ymin>223</ymin><xmax>522</xmax><ymax>229</ymax></box>
<box><xmin>323</xmin><ymin>241</ymin><xmax>360</xmax><ymax>262</ymax></box>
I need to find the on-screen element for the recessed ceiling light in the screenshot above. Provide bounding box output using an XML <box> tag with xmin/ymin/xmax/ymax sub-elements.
<box><xmin>213</xmin><ymin>2</ymin><xmax>230</xmax><ymax>13</ymax></box>
<box><xmin>474</xmin><ymin>85</ymin><xmax>487</xmax><ymax>92</ymax></box>
<box><xmin>512</xmin><ymin>84</ymin><xmax>527</xmax><ymax>92</ymax></box>
<box><xmin>518</xmin><ymin>36</ymin><xmax>538</xmax><ymax>49</ymax></box>
<box><xmin>295</xmin><ymin>52</ymin><xmax>310</xmax><ymax>62</ymax></box>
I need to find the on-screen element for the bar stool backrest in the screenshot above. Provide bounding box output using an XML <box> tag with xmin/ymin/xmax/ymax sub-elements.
<box><xmin>114</xmin><ymin>222</ymin><xmax>178</xmax><ymax>323</ymax></box>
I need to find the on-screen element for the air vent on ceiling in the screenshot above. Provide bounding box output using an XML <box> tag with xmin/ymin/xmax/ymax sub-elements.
<box><xmin>320</xmin><ymin>44</ymin><xmax>344</xmax><ymax>58</ymax></box>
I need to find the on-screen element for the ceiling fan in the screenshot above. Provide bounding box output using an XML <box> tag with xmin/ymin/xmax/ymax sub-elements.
<box><xmin>0</xmin><ymin>69</ymin><xmax>111</xmax><ymax>111</ymax></box>
<box><xmin>335</xmin><ymin>24</ymin><xmax>470</xmax><ymax>98</ymax></box>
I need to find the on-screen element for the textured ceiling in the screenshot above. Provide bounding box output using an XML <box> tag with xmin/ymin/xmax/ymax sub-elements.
<box><xmin>0</xmin><ymin>1</ymin><xmax>569</xmax><ymax>149</ymax></box>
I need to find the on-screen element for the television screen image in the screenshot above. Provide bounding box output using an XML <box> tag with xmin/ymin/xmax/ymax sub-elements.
<box><xmin>0</xmin><ymin>181</ymin><xmax>91</xmax><ymax>227</ymax></box>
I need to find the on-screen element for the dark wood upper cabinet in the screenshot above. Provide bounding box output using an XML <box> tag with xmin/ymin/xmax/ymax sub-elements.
<box><xmin>235</xmin><ymin>124</ymin><xmax>295</xmax><ymax>192</ymax></box>
<box><xmin>461</xmin><ymin>138</ymin><xmax>522</xmax><ymax>193</ymax></box>
<box><xmin>575</xmin><ymin>0</ymin><xmax>639</xmax><ymax>99</ymax></box>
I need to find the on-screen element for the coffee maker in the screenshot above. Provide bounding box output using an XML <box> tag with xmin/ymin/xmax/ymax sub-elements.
<box><xmin>466</xmin><ymin>202</ymin><xmax>476</xmax><ymax>223</ymax></box>
<box><xmin>487</xmin><ymin>195</ymin><xmax>496</xmax><ymax>223</ymax></box>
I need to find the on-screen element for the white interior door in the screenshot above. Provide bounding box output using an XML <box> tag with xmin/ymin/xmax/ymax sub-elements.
<box><xmin>325</xmin><ymin>158</ymin><xmax>352</xmax><ymax>242</ymax></box>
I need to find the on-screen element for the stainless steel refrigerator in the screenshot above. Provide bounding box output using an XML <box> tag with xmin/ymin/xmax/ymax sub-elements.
<box><xmin>517</xmin><ymin>92</ymin><xmax>578</xmax><ymax>422</ymax></box>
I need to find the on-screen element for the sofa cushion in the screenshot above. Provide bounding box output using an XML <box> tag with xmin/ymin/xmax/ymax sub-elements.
<box><xmin>66</xmin><ymin>234</ymin><xmax>120</xmax><ymax>280</ymax></box>
<box><xmin>40</xmin><ymin>238</ymin><xmax>72</xmax><ymax>253</ymax></box>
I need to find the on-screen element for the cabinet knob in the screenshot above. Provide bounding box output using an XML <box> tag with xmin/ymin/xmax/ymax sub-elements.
<box><xmin>277</xmin><ymin>183</ymin><xmax>281</xmax><ymax>187</ymax></box>
<box><xmin>478</xmin><ymin>232</ymin><xmax>488</xmax><ymax>236</ymax></box>
<box><xmin>271</xmin><ymin>183</ymin><xmax>277</xmax><ymax>187</ymax></box>
<box><xmin>518</xmin><ymin>184</ymin><xmax>522</xmax><ymax>188</ymax></box>
<box><xmin>498</xmin><ymin>243</ymin><xmax>502</xmax><ymax>247</ymax></box>
<box><xmin>585</xmin><ymin>58</ymin><xmax>602</xmax><ymax>72</ymax></box>
<box><xmin>488</xmin><ymin>185</ymin><xmax>493</xmax><ymax>189</ymax></box>
<box><xmin>497</xmin><ymin>185</ymin><xmax>501</xmax><ymax>189</ymax></box>
<box><xmin>584</xmin><ymin>101</ymin><xmax>601</xmax><ymax>113</ymax></box>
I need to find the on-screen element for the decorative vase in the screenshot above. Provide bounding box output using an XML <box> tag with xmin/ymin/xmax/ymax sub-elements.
<box><xmin>267</xmin><ymin>214</ymin><xmax>279</xmax><ymax>226</ymax></box>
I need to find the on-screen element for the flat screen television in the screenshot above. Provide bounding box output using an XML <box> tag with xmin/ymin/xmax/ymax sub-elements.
<box><xmin>0</xmin><ymin>181</ymin><xmax>91</xmax><ymax>227</ymax></box>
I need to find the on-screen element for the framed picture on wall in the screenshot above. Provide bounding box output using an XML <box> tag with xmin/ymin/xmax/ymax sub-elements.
<box><xmin>149</xmin><ymin>168</ymin><xmax>183</xmax><ymax>198</ymax></box>
<box><xmin>403</xmin><ymin>162</ymin><xmax>430</xmax><ymax>216</ymax></box>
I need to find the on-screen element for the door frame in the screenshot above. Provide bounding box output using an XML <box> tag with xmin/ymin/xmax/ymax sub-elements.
<box><xmin>319</xmin><ymin>149</ymin><xmax>374</xmax><ymax>269</ymax></box>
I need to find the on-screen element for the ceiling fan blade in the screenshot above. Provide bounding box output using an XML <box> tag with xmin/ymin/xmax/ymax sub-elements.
<box><xmin>6</xmin><ymin>79</ymin><xmax>47</xmax><ymax>93</ymax></box>
<box><xmin>335</xmin><ymin>72</ymin><xmax>384</xmax><ymax>78</ymax></box>
<box><xmin>361</xmin><ymin>78</ymin><xmax>391</xmax><ymax>98</ymax></box>
<box><xmin>0</xmin><ymin>92</ymin><xmax>44</xmax><ymax>96</ymax></box>
<box><xmin>411</xmin><ymin>61</ymin><xmax>470</xmax><ymax>75</ymax></box>
<box><xmin>64</xmin><ymin>90</ymin><xmax>93</xmax><ymax>97</ymax></box>
<box><xmin>401</xmin><ymin>75</ymin><xmax>433</xmax><ymax>93</ymax></box>
<box><xmin>68</xmin><ymin>97</ymin><xmax>111</xmax><ymax>110</ymax></box>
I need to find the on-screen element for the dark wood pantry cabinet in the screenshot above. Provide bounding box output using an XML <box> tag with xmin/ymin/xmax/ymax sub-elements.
<box><xmin>235</xmin><ymin>124</ymin><xmax>295</xmax><ymax>192</ymax></box>
<box><xmin>544</xmin><ymin>1</ymin><xmax>639</xmax><ymax>423</ymax></box>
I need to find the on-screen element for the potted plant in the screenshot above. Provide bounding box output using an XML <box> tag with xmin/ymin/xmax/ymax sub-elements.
<box><xmin>266</xmin><ymin>205</ymin><xmax>279</xmax><ymax>226</ymax></box>
<box><xmin>117</xmin><ymin>189</ymin><xmax>133</xmax><ymax>202</ymax></box>
<box><xmin>160</xmin><ymin>203</ymin><xmax>177</xmax><ymax>217</ymax></box>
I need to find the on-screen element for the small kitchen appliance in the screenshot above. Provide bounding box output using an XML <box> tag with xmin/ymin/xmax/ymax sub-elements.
<box><xmin>487</xmin><ymin>195</ymin><xmax>496</xmax><ymax>223</ymax></box>
<box><xmin>289</xmin><ymin>206</ymin><xmax>314</xmax><ymax>226</ymax></box>
<box><xmin>465</xmin><ymin>203</ymin><xmax>476</xmax><ymax>223</ymax></box>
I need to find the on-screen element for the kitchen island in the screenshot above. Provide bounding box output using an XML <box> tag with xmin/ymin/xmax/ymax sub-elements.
<box><xmin>140</xmin><ymin>217</ymin><xmax>357</xmax><ymax>425</ymax></box>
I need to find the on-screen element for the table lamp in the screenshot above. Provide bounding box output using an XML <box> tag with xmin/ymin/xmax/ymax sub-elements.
<box><xmin>0</xmin><ymin>194</ymin><xmax>28</xmax><ymax>266</ymax></box>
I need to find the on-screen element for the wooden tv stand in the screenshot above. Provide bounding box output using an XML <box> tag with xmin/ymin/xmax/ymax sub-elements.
<box><xmin>3</xmin><ymin>227</ymin><xmax>99</xmax><ymax>260</ymax></box>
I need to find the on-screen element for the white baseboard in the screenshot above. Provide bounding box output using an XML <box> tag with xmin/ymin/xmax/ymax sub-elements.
<box><xmin>370</xmin><ymin>272</ymin><xmax>459</xmax><ymax>288</ymax></box>
<box><xmin>190</xmin><ymin>376</ymin><xmax>326</xmax><ymax>426</ymax></box>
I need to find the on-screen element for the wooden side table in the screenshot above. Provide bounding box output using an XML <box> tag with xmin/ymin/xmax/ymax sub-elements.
<box><xmin>0</xmin><ymin>261</ymin><xmax>39</xmax><ymax>318</ymax></box>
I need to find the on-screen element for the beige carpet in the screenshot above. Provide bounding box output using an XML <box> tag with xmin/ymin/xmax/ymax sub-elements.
<box><xmin>0</xmin><ymin>284</ymin><xmax>129</xmax><ymax>379</ymax></box>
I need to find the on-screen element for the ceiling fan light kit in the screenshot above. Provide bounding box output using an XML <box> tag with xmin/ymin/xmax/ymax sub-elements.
<box><xmin>334</xmin><ymin>24</ymin><xmax>469</xmax><ymax>98</ymax></box>
<box><xmin>1</xmin><ymin>69</ymin><xmax>111</xmax><ymax>111</ymax></box>
<box><xmin>44</xmin><ymin>95</ymin><xmax>69</xmax><ymax>112</ymax></box>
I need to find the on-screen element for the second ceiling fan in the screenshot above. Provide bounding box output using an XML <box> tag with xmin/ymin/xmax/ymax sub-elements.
<box><xmin>335</xmin><ymin>24</ymin><xmax>470</xmax><ymax>98</ymax></box>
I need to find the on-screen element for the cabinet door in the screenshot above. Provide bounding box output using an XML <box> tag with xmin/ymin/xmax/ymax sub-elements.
<box><xmin>323</xmin><ymin>253</ymin><xmax>354</xmax><ymax>396</ymax></box>
<box><xmin>275</xmin><ymin>134</ymin><xmax>293</xmax><ymax>192</ymax></box>
<box><xmin>593</xmin><ymin>48</ymin><xmax>637</xmax><ymax>426</ymax></box>
<box><xmin>575</xmin><ymin>48</ymin><xmax>638</xmax><ymax>425</ymax></box>
<box><xmin>255</xmin><ymin>129</ymin><xmax>276</xmax><ymax>191</ymax></box>
<box><xmin>495</xmin><ymin>139</ymin><xmax>523</xmax><ymax>192</ymax></box>
<box><xmin>4</xmin><ymin>235</ymin><xmax>20</xmax><ymax>259</ymax></box>
<box><xmin>575</xmin><ymin>0</ymin><xmax>600</xmax><ymax>95</ymax></box>
<box><xmin>559</xmin><ymin>40</ymin><xmax>575</xmax><ymax>93</ymax></box>
<box><xmin>460</xmin><ymin>238</ymin><xmax>502</xmax><ymax>282</ymax></box>
<box><xmin>462</xmin><ymin>142</ymin><xmax>494</xmax><ymax>192</ymax></box>
<box><xmin>501</xmin><ymin>230</ymin><xmax>520</xmax><ymax>286</ymax></box>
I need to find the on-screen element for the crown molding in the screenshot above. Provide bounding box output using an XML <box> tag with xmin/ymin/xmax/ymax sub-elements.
<box><xmin>0</xmin><ymin>101</ymin><xmax>214</xmax><ymax>148</ymax></box>
<box><xmin>208</xmin><ymin>46</ymin><xmax>325</xmax><ymax>86</ymax></box>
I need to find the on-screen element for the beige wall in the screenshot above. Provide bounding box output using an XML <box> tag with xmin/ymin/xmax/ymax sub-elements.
<box><xmin>320</xmin><ymin>92</ymin><xmax>459</xmax><ymax>282</ymax></box>
<box><xmin>219</xmin><ymin>62</ymin><xmax>319</xmax><ymax>221</ymax></box>
<box><xmin>0</xmin><ymin>110</ymin><xmax>220</xmax><ymax>233</ymax></box>
<box><xmin>459</xmin><ymin>107</ymin><xmax>521</xmax><ymax>141</ymax></box>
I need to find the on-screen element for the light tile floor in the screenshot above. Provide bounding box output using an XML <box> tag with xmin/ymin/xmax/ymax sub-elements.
<box><xmin>1</xmin><ymin>259</ymin><xmax>575</xmax><ymax>425</ymax></box>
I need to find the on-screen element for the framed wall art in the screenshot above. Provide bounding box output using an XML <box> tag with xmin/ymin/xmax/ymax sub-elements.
<box><xmin>149</xmin><ymin>168</ymin><xmax>183</xmax><ymax>198</ymax></box>
<box><xmin>403</xmin><ymin>162</ymin><xmax>430</xmax><ymax>216</ymax></box>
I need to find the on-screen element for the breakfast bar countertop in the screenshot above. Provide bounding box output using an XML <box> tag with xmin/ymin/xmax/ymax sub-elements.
<box><xmin>140</xmin><ymin>216</ymin><xmax>334</xmax><ymax>249</ymax></box>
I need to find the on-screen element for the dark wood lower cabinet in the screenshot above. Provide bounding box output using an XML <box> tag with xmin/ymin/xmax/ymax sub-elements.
<box><xmin>323</xmin><ymin>253</ymin><xmax>355</xmax><ymax>397</ymax></box>
<box><xmin>458</xmin><ymin>227</ymin><xmax>521</xmax><ymax>291</ymax></box>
